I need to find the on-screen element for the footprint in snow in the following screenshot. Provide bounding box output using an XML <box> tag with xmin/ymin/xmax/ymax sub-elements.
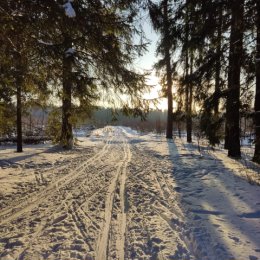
<box><xmin>228</xmin><ymin>235</ymin><xmax>240</xmax><ymax>243</ymax></box>
<box><xmin>249</xmin><ymin>255</ymin><xmax>258</xmax><ymax>260</ymax></box>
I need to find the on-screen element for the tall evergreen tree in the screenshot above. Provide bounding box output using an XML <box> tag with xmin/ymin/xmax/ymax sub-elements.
<box><xmin>194</xmin><ymin>0</ymin><xmax>227</xmax><ymax>145</ymax></box>
<box><xmin>162</xmin><ymin>0</ymin><xmax>173</xmax><ymax>139</ymax></box>
<box><xmin>213</xmin><ymin>2</ymin><xmax>224</xmax><ymax>116</ymax></box>
<box><xmin>183</xmin><ymin>1</ymin><xmax>193</xmax><ymax>143</ymax></box>
<box><xmin>149</xmin><ymin>0</ymin><xmax>176</xmax><ymax>139</ymax></box>
<box><xmin>38</xmin><ymin>0</ymin><xmax>149</xmax><ymax>148</ymax></box>
<box><xmin>225</xmin><ymin>0</ymin><xmax>244</xmax><ymax>157</ymax></box>
<box><xmin>253</xmin><ymin>0</ymin><xmax>260</xmax><ymax>163</ymax></box>
<box><xmin>0</xmin><ymin>1</ymin><xmax>36</xmax><ymax>152</ymax></box>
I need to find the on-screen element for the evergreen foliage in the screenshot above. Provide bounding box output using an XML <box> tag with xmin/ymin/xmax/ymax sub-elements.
<box><xmin>0</xmin><ymin>0</ymin><xmax>259</xmax><ymax>164</ymax></box>
<box><xmin>0</xmin><ymin>0</ymin><xmax>149</xmax><ymax>149</ymax></box>
<box><xmin>149</xmin><ymin>0</ymin><xmax>259</xmax><ymax>162</ymax></box>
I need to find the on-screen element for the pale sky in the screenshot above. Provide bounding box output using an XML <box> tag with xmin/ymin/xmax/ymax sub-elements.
<box><xmin>134</xmin><ymin>15</ymin><xmax>159</xmax><ymax>71</ymax></box>
<box><xmin>134</xmin><ymin>16</ymin><xmax>169</xmax><ymax>111</ymax></box>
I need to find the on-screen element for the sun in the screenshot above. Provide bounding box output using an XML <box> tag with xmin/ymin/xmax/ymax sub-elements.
<box><xmin>144</xmin><ymin>74</ymin><xmax>176</xmax><ymax>111</ymax></box>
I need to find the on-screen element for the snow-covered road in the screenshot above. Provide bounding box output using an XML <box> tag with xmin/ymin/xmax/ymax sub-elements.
<box><xmin>0</xmin><ymin>126</ymin><xmax>259</xmax><ymax>260</ymax></box>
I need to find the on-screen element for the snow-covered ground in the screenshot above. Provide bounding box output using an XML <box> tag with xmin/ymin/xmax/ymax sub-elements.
<box><xmin>0</xmin><ymin>126</ymin><xmax>259</xmax><ymax>260</ymax></box>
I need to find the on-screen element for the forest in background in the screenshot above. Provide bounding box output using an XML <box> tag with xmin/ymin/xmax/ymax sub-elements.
<box><xmin>0</xmin><ymin>0</ymin><xmax>260</xmax><ymax>163</ymax></box>
<box><xmin>0</xmin><ymin>105</ymin><xmax>255</xmax><ymax>147</ymax></box>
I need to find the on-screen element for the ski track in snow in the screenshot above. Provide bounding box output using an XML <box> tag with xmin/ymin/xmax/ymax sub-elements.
<box><xmin>96</xmin><ymin>134</ymin><xmax>131</xmax><ymax>260</ymax></box>
<box><xmin>0</xmin><ymin>126</ymin><xmax>259</xmax><ymax>260</ymax></box>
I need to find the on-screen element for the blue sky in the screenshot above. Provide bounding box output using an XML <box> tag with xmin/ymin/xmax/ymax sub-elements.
<box><xmin>134</xmin><ymin>14</ymin><xmax>159</xmax><ymax>71</ymax></box>
<box><xmin>133</xmin><ymin>17</ymin><xmax>170</xmax><ymax>110</ymax></box>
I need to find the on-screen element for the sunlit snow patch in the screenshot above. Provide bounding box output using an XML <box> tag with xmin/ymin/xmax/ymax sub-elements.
<box><xmin>63</xmin><ymin>2</ymin><xmax>76</xmax><ymax>18</ymax></box>
<box><xmin>65</xmin><ymin>47</ymin><xmax>75</xmax><ymax>57</ymax></box>
<box><xmin>38</xmin><ymin>39</ymin><xmax>54</xmax><ymax>46</ymax></box>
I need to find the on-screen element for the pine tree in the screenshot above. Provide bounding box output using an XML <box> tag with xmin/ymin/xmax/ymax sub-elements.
<box><xmin>163</xmin><ymin>0</ymin><xmax>174</xmax><ymax>139</ymax></box>
<box><xmin>225</xmin><ymin>0</ymin><xmax>244</xmax><ymax>157</ymax></box>
<box><xmin>38</xmin><ymin>0</ymin><xmax>149</xmax><ymax>148</ymax></box>
<box><xmin>183</xmin><ymin>2</ymin><xmax>193</xmax><ymax>143</ymax></box>
<box><xmin>0</xmin><ymin>1</ymin><xmax>51</xmax><ymax>152</ymax></box>
<box><xmin>253</xmin><ymin>0</ymin><xmax>260</xmax><ymax>163</ymax></box>
<box><xmin>148</xmin><ymin>0</ymin><xmax>175</xmax><ymax>139</ymax></box>
<box><xmin>0</xmin><ymin>2</ymin><xmax>30</xmax><ymax>152</ymax></box>
<box><xmin>193</xmin><ymin>0</ymin><xmax>226</xmax><ymax>146</ymax></box>
<box><xmin>213</xmin><ymin>2</ymin><xmax>224</xmax><ymax>116</ymax></box>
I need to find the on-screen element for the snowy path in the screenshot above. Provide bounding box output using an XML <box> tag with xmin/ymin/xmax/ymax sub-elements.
<box><xmin>168</xmin><ymin>138</ymin><xmax>260</xmax><ymax>260</ymax></box>
<box><xmin>0</xmin><ymin>126</ymin><xmax>259</xmax><ymax>260</ymax></box>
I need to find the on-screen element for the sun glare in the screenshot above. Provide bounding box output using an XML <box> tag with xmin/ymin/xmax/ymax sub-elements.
<box><xmin>144</xmin><ymin>74</ymin><xmax>176</xmax><ymax>111</ymax></box>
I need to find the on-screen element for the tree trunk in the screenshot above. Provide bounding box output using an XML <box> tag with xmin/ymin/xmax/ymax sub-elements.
<box><xmin>214</xmin><ymin>4</ymin><xmax>223</xmax><ymax>116</ymax></box>
<box><xmin>16</xmin><ymin>81</ymin><xmax>23</xmax><ymax>153</ymax></box>
<box><xmin>224</xmin><ymin>121</ymin><xmax>229</xmax><ymax>149</ymax></box>
<box><xmin>184</xmin><ymin>3</ymin><xmax>192</xmax><ymax>143</ymax></box>
<box><xmin>226</xmin><ymin>0</ymin><xmax>244</xmax><ymax>157</ymax></box>
<box><xmin>163</xmin><ymin>0</ymin><xmax>173</xmax><ymax>139</ymax></box>
<box><xmin>16</xmin><ymin>51</ymin><xmax>23</xmax><ymax>153</ymax></box>
<box><xmin>253</xmin><ymin>0</ymin><xmax>260</xmax><ymax>163</ymax></box>
<box><xmin>60</xmin><ymin>36</ymin><xmax>73</xmax><ymax>149</ymax></box>
<box><xmin>186</xmin><ymin>54</ymin><xmax>193</xmax><ymax>143</ymax></box>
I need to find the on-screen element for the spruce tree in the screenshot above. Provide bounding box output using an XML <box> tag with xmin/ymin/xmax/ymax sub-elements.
<box><xmin>38</xmin><ymin>0</ymin><xmax>149</xmax><ymax>148</ymax></box>
<box><xmin>0</xmin><ymin>1</ymin><xmax>51</xmax><ymax>151</ymax></box>
<box><xmin>149</xmin><ymin>0</ymin><xmax>176</xmax><ymax>139</ymax></box>
<box><xmin>0</xmin><ymin>2</ymin><xmax>31</xmax><ymax>152</ymax></box>
<box><xmin>253</xmin><ymin>0</ymin><xmax>260</xmax><ymax>163</ymax></box>
<box><xmin>225</xmin><ymin>0</ymin><xmax>244</xmax><ymax>158</ymax></box>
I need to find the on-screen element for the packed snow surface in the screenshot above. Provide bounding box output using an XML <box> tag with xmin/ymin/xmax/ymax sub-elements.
<box><xmin>0</xmin><ymin>126</ymin><xmax>259</xmax><ymax>260</ymax></box>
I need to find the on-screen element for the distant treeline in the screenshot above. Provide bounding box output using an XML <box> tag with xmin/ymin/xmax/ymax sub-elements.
<box><xmin>89</xmin><ymin>108</ymin><xmax>168</xmax><ymax>133</ymax></box>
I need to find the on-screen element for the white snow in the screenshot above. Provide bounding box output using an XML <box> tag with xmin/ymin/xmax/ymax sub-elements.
<box><xmin>65</xmin><ymin>47</ymin><xmax>76</xmax><ymax>57</ymax></box>
<box><xmin>63</xmin><ymin>2</ymin><xmax>76</xmax><ymax>18</ymax></box>
<box><xmin>38</xmin><ymin>39</ymin><xmax>54</xmax><ymax>46</ymax></box>
<box><xmin>0</xmin><ymin>126</ymin><xmax>259</xmax><ymax>260</ymax></box>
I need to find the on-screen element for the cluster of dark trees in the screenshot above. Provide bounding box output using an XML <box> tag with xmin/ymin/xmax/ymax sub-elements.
<box><xmin>148</xmin><ymin>0</ymin><xmax>260</xmax><ymax>163</ymax></box>
<box><xmin>1</xmin><ymin>0</ymin><xmax>260</xmax><ymax>164</ymax></box>
<box><xmin>85</xmin><ymin>107</ymin><xmax>168</xmax><ymax>132</ymax></box>
<box><xmin>0</xmin><ymin>0</ymin><xmax>150</xmax><ymax>151</ymax></box>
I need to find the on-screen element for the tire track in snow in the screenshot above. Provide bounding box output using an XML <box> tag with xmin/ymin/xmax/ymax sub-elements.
<box><xmin>0</xmin><ymin>134</ymin><xmax>115</xmax><ymax>226</ymax></box>
<box><xmin>117</xmin><ymin>138</ymin><xmax>131</xmax><ymax>260</ymax></box>
<box><xmin>1</xmin><ymin>127</ymin><xmax>218</xmax><ymax>260</ymax></box>
<box><xmin>125</xmin><ymin>141</ymin><xmax>194</xmax><ymax>260</ymax></box>
<box><xmin>0</xmin><ymin>133</ymin><xmax>123</xmax><ymax>259</ymax></box>
<box><xmin>96</xmin><ymin>133</ymin><xmax>131</xmax><ymax>260</ymax></box>
<box><xmin>4</xmin><ymin>153</ymin><xmax>117</xmax><ymax>260</ymax></box>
